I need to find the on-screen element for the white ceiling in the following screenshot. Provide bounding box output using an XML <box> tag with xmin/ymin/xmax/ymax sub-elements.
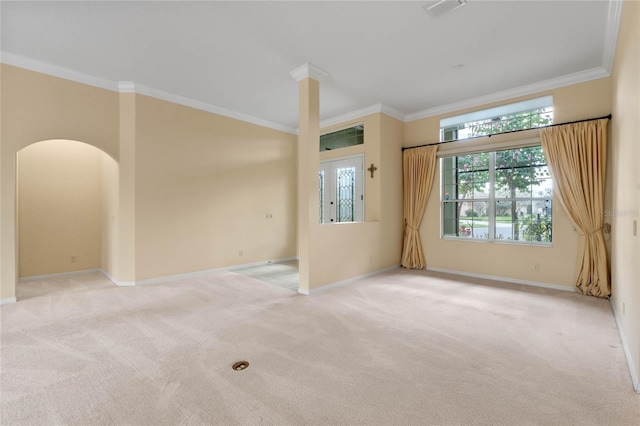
<box><xmin>1</xmin><ymin>1</ymin><xmax>620</xmax><ymax>133</ymax></box>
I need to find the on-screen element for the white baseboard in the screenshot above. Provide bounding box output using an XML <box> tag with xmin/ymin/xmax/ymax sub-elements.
<box><xmin>298</xmin><ymin>265</ymin><xmax>400</xmax><ymax>296</ymax></box>
<box><xmin>133</xmin><ymin>256</ymin><xmax>299</xmax><ymax>286</ymax></box>
<box><xmin>425</xmin><ymin>266</ymin><xmax>576</xmax><ymax>293</ymax></box>
<box><xmin>97</xmin><ymin>269</ymin><xmax>133</xmax><ymax>287</ymax></box>
<box><xmin>0</xmin><ymin>297</ymin><xmax>17</xmax><ymax>306</ymax></box>
<box><xmin>16</xmin><ymin>258</ymin><xmax>299</xmax><ymax>289</ymax></box>
<box><xmin>19</xmin><ymin>269</ymin><xmax>103</xmax><ymax>282</ymax></box>
<box><xmin>610</xmin><ymin>299</ymin><xmax>640</xmax><ymax>393</ymax></box>
<box><xmin>99</xmin><ymin>269</ymin><xmax>118</xmax><ymax>285</ymax></box>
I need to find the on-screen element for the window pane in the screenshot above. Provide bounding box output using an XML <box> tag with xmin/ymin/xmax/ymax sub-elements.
<box><xmin>462</xmin><ymin>201</ymin><xmax>489</xmax><ymax>239</ymax></box>
<box><xmin>456</xmin><ymin>167</ymin><xmax>488</xmax><ymax>200</ymax></box>
<box><xmin>522</xmin><ymin>200</ymin><xmax>553</xmax><ymax>242</ymax></box>
<box><xmin>320</xmin><ymin>125</ymin><xmax>364</xmax><ymax>151</ymax></box>
<box><xmin>515</xmin><ymin>180</ymin><xmax>532</xmax><ymax>198</ymax></box>
<box><xmin>494</xmin><ymin>169</ymin><xmax>513</xmax><ymax>199</ymax></box>
<box><xmin>473</xmin><ymin>177</ymin><xmax>490</xmax><ymax>199</ymax></box>
<box><xmin>457</xmin><ymin>154</ymin><xmax>489</xmax><ymax>172</ymax></box>
<box><xmin>495</xmin><ymin>200</ymin><xmax>539</xmax><ymax>241</ymax></box>
<box><xmin>443</xmin><ymin>201</ymin><xmax>458</xmax><ymax>236</ymax></box>
<box><xmin>442</xmin><ymin>127</ymin><xmax>458</xmax><ymax>142</ymax></box>
<box><xmin>495</xmin><ymin>147</ymin><xmax>548</xmax><ymax>199</ymax></box>
<box><xmin>336</xmin><ymin>166</ymin><xmax>356</xmax><ymax>222</ymax></box>
<box><xmin>531</xmin><ymin>167</ymin><xmax>552</xmax><ymax>197</ymax></box>
<box><xmin>443</xmin><ymin>201</ymin><xmax>489</xmax><ymax>239</ymax></box>
<box><xmin>442</xmin><ymin>156</ymin><xmax>457</xmax><ymax>173</ymax></box>
<box><xmin>443</xmin><ymin>183</ymin><xmax>457</xmax><ymax>201</ymax></box>
<box><xmin>495</xmin><ymin>200</ymin><xmax>514</xmax><ymax>240</ymax></box>
<box><xmin>522</xmin><ymin>146</ymin><xmax>547</xmax><ymax>166</ymax></box>
<box><xmin>319</xmin><ymin>170</ymin><xmax>324</xmax><ymax>224</ymax></box>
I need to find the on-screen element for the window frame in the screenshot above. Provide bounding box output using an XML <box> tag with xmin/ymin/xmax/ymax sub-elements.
<box><xmin>440</xmin><ymin>145</ymin><xmax>553</xmax><ymax>246</ymax></box>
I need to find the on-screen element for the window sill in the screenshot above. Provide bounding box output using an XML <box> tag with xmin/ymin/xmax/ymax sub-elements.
<box><xmin>441</xmin><ymin>236</ymin><xmax>553</xmax><ymax>248</ymax></box>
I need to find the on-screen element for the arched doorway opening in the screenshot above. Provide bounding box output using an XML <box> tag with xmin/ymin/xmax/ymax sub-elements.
<box><xmin>16</xmin><ymin>140</ymin><xmax>119</xmax><ymax>297</ymax></box>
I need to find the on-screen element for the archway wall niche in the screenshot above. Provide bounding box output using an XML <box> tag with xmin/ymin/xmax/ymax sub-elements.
<box><xmin>1</xmin><ymin>64</ymin><xmax>121</xmax><ymax>301</ymax></box>
<box><xmin>17</xmin><ymin>140</ymin><xmax>119</xmax><ymax>279</ymax></box>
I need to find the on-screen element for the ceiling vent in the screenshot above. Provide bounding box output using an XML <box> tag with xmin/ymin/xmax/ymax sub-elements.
<box><xmin>423</xmin><ymin>0</ymin><xmax>467</xmax><ymax>18</ymax></box>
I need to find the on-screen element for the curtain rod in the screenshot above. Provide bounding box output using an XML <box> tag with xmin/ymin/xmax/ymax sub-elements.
<box><xmin>401</xmin><ymin>114</ymin><xmax>612</xmax><ymax>151</ymax></box>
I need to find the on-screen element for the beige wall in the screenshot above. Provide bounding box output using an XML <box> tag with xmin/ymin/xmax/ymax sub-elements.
<box><xmin>297</xmin><ymin>77</ymin><xmax>320</xmax><ymax>293</ymax></box>
<box><xmin>101</xmin><ymin>153</ymin><xmax>119</xmax><ymax>279</ymax></box>
<box><xmin>1</xmin><ymin>64</ymin><xmax>297</xmax><ymax>298</ymax></box>
<box><xmin>117</xmin><ymin>93</ymin><xmax>136</xmax><ymax>283</ymax></box>
<box><xmin>1</xmin><ymin>64</ymin><xmax>5</xmax><ymax>299</ymax></box>
<box><xmin>380</xmin><ymin>114</ymin><xmax>405</xmax><ymax>267</ymax></box>
<box><xmin>134</xmin><ymin>95</ymin><xmax>297</xmax><ymax>281</ymax></box>
<box><xmin>18</xmin><ymin>140</ymin><xmax>104</xmax><ymax>277</ymax></box>
<box><xmin>0</xmin><ymin>65</ymin><xmax>120</xmax><ymax>159</ymax></box>
<box><xmin>404</xmin><ymin>78</ymin><xmax>613</xmax><ymax>288</ymax></box>
<box><xmin>609</xmin><ymin>0</ymin><xmax>640</xmax><ymax>391</ymax></box>
<box><xmin>1</xmin><ymin>64</ymin><xmax>120</xmax><ymax>300</ymax></box>
<box><xmin>308</xmin><ymin>112</ymin><xmax>404</xmax><ymax>290</ymax></box>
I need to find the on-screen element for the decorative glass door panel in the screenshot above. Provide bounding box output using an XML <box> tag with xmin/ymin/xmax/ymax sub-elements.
<box><xmin>319</xmin><ymin>156</ymin><xmax>363</xmax><ymax>224</ymax></box>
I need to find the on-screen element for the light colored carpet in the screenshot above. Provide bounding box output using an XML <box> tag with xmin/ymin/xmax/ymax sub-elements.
<box><xmin>1</xmin><ymin>269</ymin><xmax>638</xmax><ymax>425</ymax></box>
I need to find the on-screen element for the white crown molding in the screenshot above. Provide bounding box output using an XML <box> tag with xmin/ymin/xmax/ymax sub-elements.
<box><xmin>118</xmin><ymin>81</ymin><xmax>136</xmax><ymax>93</ymax></box>
<box><xmin>133</xmin><ymin>83</ymin><xmax>298</xmax><ymax>134</ymax></box>
<box><xmin>319</xmin><ymin>103</ymin><xmax>405</xmax><ymax>129</ymax></box>
<box><xmin>405</xmin><ymin>66</ymin><xmax>611</xmax><ymax>122</ymax></box>
<box><xmin>320</xmin><ymin>103</ymin><xmax>383</xmax><ymax>128</ymax></box>
<box><xmin>1</xmin><ymin>51</ymin><xmax>297</xmax><ymax>135</ymax></box>
<box><xmin>1</xmin><ymin>51</ymin><xmax>119</xmax><ymax>91</ymax></box>
<box><xmin>289</xmin><ymin>63</ymin><xmax>329</xmax><ymax>82</ymax></box>
<box><xmin>379</xmin><ymin>103</ymin><xmax>406</xmax><ymax>122</ymax></box>
<box><xmin>602</xmin><ymin>0</ymin><xmax>623</xmax><ymax>73</ymax></box>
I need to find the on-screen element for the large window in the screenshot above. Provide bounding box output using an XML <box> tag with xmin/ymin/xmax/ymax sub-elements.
<box><xmin>440</xmin><ymin>96</ymin><xmax>553</xmax><ymax>142</ymax></box>
<box><xmin>442</xmin><ymin>146</ymin><xmax>552</xmax><ymax>243</ymax></box>
<box><xmin>319</xmin><ymin>155</ymin><xmax>364</xmax><ymax>224</ymax></box>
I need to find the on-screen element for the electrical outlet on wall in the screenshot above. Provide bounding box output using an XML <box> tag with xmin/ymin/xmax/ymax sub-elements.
<box><xmin>532</xmin><ymin>263</ymin><xmax>540</xmax><ymax>271</ymax></box>
<box><xmin>70</xmin><ymin>256</ymin><xmax>77</xmax><ymax>263</ymax></box>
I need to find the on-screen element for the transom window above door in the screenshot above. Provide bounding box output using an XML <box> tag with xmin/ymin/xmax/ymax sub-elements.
<box><xmin>320</xmin><ymin>125</ymin><xmax>364</xmax><ymax>151</ymax></box>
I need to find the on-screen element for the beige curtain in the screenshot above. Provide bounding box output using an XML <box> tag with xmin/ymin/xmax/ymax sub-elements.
<box><xmin>401</xmin><ymin>145</ymin><xmax>438</xmax><ymax>269</ymax></box>
<box><xmin>540</xmin><ymin>119</ymin><xmax>609</xmax><ymax>298</ymax></box>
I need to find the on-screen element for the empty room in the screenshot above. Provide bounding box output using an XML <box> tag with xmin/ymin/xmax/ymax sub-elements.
<box><xmin>1</xmin><ymin>1</ymin><xmax>639</xmax><ymax>424</ymax></box>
